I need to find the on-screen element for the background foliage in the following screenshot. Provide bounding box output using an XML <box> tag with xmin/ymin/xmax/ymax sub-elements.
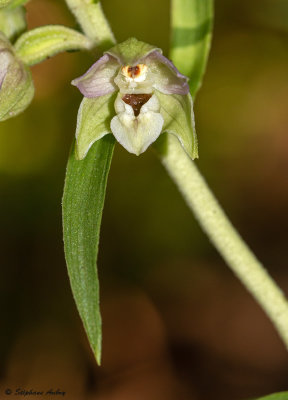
<box><xmin>0</xmin><ymin>0</ymin><xmax>288</xmax><ymax>399</ymax></box>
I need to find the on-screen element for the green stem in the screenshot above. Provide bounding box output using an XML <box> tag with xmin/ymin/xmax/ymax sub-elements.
<box><xmin>159</xmin><ymin>134</ymin><xmax>288</xmax><ymax>349</ymax></box>
<box><xmin>64</xmin><ymin>0</ymin><xmax>115</xmax><ymax>49</ymax></box>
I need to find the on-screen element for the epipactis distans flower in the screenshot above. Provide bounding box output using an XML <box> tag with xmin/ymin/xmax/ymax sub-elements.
<box><xmin>72</xmin><ymin>38</ymin><xmax>198</xmax><ymax>159</ymax></box>
<box><xmin>0</xmin><ymin>32</ymin><xmax>34</xmax><ymax>121</ymax></box>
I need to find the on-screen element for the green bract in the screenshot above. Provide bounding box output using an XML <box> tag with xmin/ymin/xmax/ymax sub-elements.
<box><xmin>0</xmin><ymin>33</ymin><xmax>34</xmax><ymax>121</ymax></box>
<box><xmin>72</xmin><ymin>38</ymin><xmax>198</xmax><ymax>159</ymax></box>
<box><xmin>14</xmin><ymin>25</ymin><xmax>93</xmax><ymax>66</ymax></box>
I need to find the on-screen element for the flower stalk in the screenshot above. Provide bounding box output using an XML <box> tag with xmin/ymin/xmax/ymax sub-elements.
<box><xmin>64</xmin><ymin>0</ymin><xmax>115</xmax><ymax>49</ymax></box>
<box><xmin>158</xmin><ymin>134</ymin><xmax>288</xmax><ymax>350</ymax></box>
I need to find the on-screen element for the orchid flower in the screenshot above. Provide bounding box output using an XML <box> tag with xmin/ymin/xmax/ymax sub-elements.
<box><xmin>72</xmin><ymin>38</ymin><xmax>198</xmax><ymax>159</ymax></box>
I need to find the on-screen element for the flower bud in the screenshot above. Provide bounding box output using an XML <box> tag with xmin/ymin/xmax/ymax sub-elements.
<box><xmin>0</xmin><ymin>33</ymin><xmax>34</xmax><ymax>121</ymax></box>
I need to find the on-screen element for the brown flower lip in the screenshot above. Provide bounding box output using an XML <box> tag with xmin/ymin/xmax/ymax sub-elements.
<box><xmin>122</xmin><ymin>93</ymin><xmax>152</xmax><ymax>116</ymax></box>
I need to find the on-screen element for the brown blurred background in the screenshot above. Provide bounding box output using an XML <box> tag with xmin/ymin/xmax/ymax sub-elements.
<box><xmin>0</xmin><ymin>0</ymin><xmax>288</xmax><ymax>399</ymax></box>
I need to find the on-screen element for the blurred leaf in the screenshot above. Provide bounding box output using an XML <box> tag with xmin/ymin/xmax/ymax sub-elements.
<box><xmin>6</xmin><ymin>0</ymin><xmax>29</xmax><ymax>8</ymax></box>
<box><xmin>14</xmin><ymin>25</ymin><xmax>92</xmax><ymax>66</ymax></box>
<box><xmin>170</xmin><ymin>0</ymin><xmax>213</xmax><ymax>97</ymax></box>
<box><xmin>62</xmin><ymin>136</ymin><xmax>115</xmax><ymax>364</ymax></box>
<box><xmin>0</xmin><ymin>0</ymin><xmax>12</xmax><ymax>8</ymax></box>
<box><xmin>251</xmin><ymin>393</ymin><xmax>288</xmax><ymax>400</ymax></box>
<box><xmin>11</xmin><ymin>0</ymin><xmax>28</xmax><ymax>6</ymax></box>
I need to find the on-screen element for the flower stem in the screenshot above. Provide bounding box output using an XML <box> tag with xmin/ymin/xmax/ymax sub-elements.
<box><xmin>64</xmin><ymin>0</ymin><xmax>115</xmax><ymax>49</ymax></box>
<box><xmin>159</xmin><ymin>134</ymin><xmax>288</xmax><ymax>349</ymax></box>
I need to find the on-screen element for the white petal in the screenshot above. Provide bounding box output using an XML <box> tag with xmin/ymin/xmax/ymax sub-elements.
<box><xmin>111</xmin><ymin>111</ymin><xmax>164</xmax><ymax>155</ymax></box>
<box><xmin>143</xmin><ymin>51</ymin><xmax>189</xmax><ymax>95</ymax></box>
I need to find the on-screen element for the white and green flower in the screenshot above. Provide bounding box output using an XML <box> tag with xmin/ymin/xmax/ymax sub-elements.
<box><xmin>72</xmin><ymin>37</ymin><xmax>198</xmax><ymax>159</ymax></box>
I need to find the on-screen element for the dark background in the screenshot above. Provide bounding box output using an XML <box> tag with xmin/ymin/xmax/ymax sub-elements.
<box><xmin>0</xmin><ymin>0</ymin><xmax>288</xmax><ymax>399</ymax></box>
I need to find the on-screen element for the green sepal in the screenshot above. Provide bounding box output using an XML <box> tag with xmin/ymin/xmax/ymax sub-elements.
<box><xmin>14</xmin><ymin>25</ymin><xmax>93</xmax><ymax>66</ymax></box>
<box><xmin>63</xmin><ymin>137</ymin><xmax>115</xmax><ymax>365</ymax></box>
<box><xmin>106</xmin><ymin>37</ymin><xmax>159</xmax><ymax>65</ymax></box>
<box><xmin>155</xmin><ymin>91</ymin><xmax>198</xmax><ymax>159</ymax></box>
<box><xmin>0</xmin><ymin>6</ymin><xmax>26</xmax><ymax>40</ymax></box>
<box><xmin>75</xmin><ymin>92</ymin><xmax>116</xmax><ymax>160</ymax></box>
<box><xmin>0</xmin><ymin>61</ymin><xmax>34</xmax><ymax>121</ymax></box>
<box><xmin>0</xmin><ymin>33</ymin><xmax>34</xmax><ymax>121</ymax></box>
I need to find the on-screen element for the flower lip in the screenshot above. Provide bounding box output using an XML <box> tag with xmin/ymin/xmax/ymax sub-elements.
<box><xmin>111</xmin><ymin>93</ymin><xmax>164</xmax><ymax>155</ymax></box>
<box><xmin>122</xmin><ymin>93</ymin><xmax>152</xmax><ymax>116</ymax></box>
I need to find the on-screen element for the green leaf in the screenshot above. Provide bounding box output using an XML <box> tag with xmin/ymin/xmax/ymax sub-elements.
<box><xmin>0</xmin><ymin>6</ymin><xmax>26</xmax><ymax>40</ymax></box>
<box><xmin>62</xmin><ymin>136</ymin><xmax>115</xmax><ymax>364</ymax></box>
<box><xmin>75</xmin><ymin>93</ymin><xmax>116</xmax><ymax>160</ymax></box>
<box><xmin>251</xmin><ymin>393</ymin><xmax>288</xmax><ymax>400</ymax></box>
<box><xmin>155</xmin><ymin>91</ymin><xmax>198</xmax><ymax>159</ymax></box>
<box><xmin>14</xmin><ymin>25</ymin><xmax>93</xmax><ymax>66</ymax></box>
<box><xmin>170</xmin><ymin>0</ymin><xmax>213</xmax><ymax>98</ymax></box>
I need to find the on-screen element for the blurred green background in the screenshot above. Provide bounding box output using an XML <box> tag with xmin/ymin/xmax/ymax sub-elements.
<box><xmin>0</xmin><ymin>0</ymin><xmax>288</xmax><ymax>399</ymax></box>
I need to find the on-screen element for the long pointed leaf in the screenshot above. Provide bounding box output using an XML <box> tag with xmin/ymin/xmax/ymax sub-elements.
<box><xmin>170</xmin><ymin>0</ymin><xmax>213</xmax><ymax>97</ymax></box>
<box><xmin>251</xmin><ymin>393</ymin><xmax>288</xmax><ymax>400</ymax></box>
<box><xmin>62</xmin><ymin>136</ymin><xmax>114</xmax><ymax>364</ymax></box>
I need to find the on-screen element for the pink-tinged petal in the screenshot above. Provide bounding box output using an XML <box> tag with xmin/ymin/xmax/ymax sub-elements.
<box><xmin>144</xmin><ymin>50</ymin><xmax>190</xmax><ymax>95</ymax></box>
<box><xmin>71</xmin><ymin>54</ymin><xmax>119</xmax><ymax>98</ymax></box>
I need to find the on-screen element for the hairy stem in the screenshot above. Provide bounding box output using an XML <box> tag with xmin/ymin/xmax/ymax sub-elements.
<box><xmin>64</xmin><ymin>0</ymin><xmax>115</xmax><ymax>49</ymax></box>
<box><xmin>159</xmin><ymin>134</ymin><xmax>288</xmax><ymax>349</ymax></box>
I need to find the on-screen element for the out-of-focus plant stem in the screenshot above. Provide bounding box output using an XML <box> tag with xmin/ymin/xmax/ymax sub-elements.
<box><xmin>159</xmin><ymin>134</ymin><xmax>288</xmax><ymax>351</ymax></box>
